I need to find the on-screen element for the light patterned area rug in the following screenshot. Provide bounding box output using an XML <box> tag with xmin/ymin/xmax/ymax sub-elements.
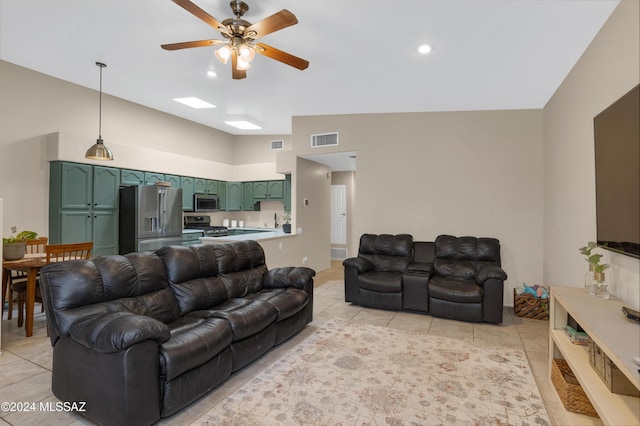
<box><xmin>193</xmin><ymin>318</ymin><xmax>550</xmax><ymax>425</ymax></box>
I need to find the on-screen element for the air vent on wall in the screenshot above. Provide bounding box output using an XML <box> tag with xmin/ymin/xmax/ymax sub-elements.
<box><xmin>311</xmin><ymin>132</ymin><xmax>339</xmax><ymax>148</ymax></box>
<box><xmin>270</xmin><ymin>140</ymin><xmax>284</xmax><ymax>150</ymax></box>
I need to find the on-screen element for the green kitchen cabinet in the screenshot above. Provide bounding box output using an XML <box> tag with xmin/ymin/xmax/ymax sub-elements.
<box><xmin>50</xmin><ymin>161</ymin><xmax>120</xmax><ymax>256</ymax></box>
<box><xmin>59</xmin><ymin>163</ymin><xmax>92</xmax><ymax>209</ymax></box>
<box><xmin>267</xmin><ymin>180</ymin><xmax>284</xmax><ymax>199</ymax></box>
<box><xmin>284</xmin><ymin>174</ymin><xmax>291</xmax><ymax>212</ymax></box>
<box><xmin>120</xmin><ymin>169</ymin><xmax>145</xmax><ymax>186</ymax></box>
<box><xmin>253</xmin><ymin>181</ymin><xmax>269</xmax><ymax>199</ymax></box>
<box><xmin>194</xmin><ymin>178</ymin><xmax>218</xmax><ymax>194</ymax></box>
<box><xmin>242</xmin><ymin>182</ymin><xmax>256</xmax><ymax>211</ymax></box>
<box><xmin>226</xmin><ymin>182</ymin><xmax>243</xmax><ymax>211</ymax></box>
<box><xmin>165</xmin><ymin>174</ymin><xmax>181</xmax><ymax>188</ymax></box>
<box><xmin>144</xmin><ymin>172</ymin><xmax>165</xmax><ymax>185</ymax></box>
<box><xmin>218</xmin><ymin>182</ymin><xmax>227</xmax><ymax>210</ymax></box>
<box><xmin>253</xmin><ymin>180</ymin><xmax>285</xmax><ymax>201</ymax></box>
<box><xmin>181</xmin><ymin>176</ymin><xmax>195</xmax><ymax>211</ymax></box>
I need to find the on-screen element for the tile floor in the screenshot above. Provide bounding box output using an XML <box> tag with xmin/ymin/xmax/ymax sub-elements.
<box><xmin>1</xmin><ymin>261</ymin><xmax>570</xmax><ymax>425</ymax></box>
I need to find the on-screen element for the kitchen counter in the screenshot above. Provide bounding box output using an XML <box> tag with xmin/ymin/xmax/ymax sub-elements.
<box><xmin>200</xmin><ymin>227</ymin><xmax>292</xmax><ymax>243</ymax></box>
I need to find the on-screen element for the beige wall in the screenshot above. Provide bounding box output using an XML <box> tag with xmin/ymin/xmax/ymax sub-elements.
<box><xmin>291</xmin><ymin>110</ymin><xmax>544</xmax><ymax>303</ymax></box>
<box><xmin>543</xmin><ymin>0</ymin><xmax>639</xmax><ymax>306</ymax></box>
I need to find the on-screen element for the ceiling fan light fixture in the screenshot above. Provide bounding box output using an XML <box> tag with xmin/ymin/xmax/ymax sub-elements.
<box><xmin>215</xmin><ymin>45</ymin><xmax>232</xmax><ymax>64</ymax></box>
<box><xmin>238</xmin><ymin>43</ymin><xmax>255</xmax><ymax>61</ymax></box>
<box><xmin>86</xmin><ymin>61</ymin><xmax>114</xmax><ymax>161</ymax></box>
<box><xmin>236</xmin><ymin>56</ymin><xmax>252</xmax><ymax>70</ymax></box>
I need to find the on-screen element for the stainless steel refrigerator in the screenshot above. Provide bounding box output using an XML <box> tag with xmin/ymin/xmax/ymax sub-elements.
<box><xmin>119</xmin><ymin>185</ymin><xmax>183</xmax><ymax>254</ymax></box>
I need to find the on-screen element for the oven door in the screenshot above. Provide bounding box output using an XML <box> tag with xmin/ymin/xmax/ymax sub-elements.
<box><xmin>194</xmin><ymin>194</ymin><xmax>219</xmax><ymax>212</ymax></box>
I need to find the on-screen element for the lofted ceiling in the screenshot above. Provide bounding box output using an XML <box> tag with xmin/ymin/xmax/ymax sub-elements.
<box><xmin>0</xmin><ymin>0</ymin><xmax>619</xmax><ymax>136</ymax></box>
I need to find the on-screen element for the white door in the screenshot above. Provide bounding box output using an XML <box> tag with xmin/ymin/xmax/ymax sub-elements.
<box><xmin>331</xmin><ymin>185</ymin><xmax>347</xmax><ymax>244</ymax></box>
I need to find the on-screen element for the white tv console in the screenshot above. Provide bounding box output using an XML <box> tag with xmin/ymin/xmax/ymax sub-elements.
<box><xmin>550</xmin><ymin>286</ymin><xmax>640</xmax><ymax>425</ymax></box>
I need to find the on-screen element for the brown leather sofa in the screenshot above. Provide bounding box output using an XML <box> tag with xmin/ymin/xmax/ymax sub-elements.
<box><xmin>343</xmin><ymin>234</ymin><xmax>506</xmax><ymax>324</ymax></box>
<box><xmin>39</xmin><ymin>241</ymin><xmax>315</xmax><ymax>426</ymax></box>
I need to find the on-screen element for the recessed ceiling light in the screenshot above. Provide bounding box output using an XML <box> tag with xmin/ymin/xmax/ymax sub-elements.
<box><xmin>418</xmin><ymin>44</ymin><xmax>432</xmax><ymax>54</ymax></box>
<box><xmin>173</xmin><ymin>97</ymin><xmax>216</xmax><ymax>109</ymax></box>
<box><xmin>225</xmin><ymin>120</ymin><xmax>262</xmax><ymax>130</ymax></box>
<box><xmin>206</xmin><ymin>70</ymin><xmax>217</xmax><ymax>78</ymax></box>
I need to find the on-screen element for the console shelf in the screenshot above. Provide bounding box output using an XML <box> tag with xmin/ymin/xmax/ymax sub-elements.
<box><xmin>549</xmin><ymin>286</ymin><xmax>640</xmax><ymax>426</ymax></box>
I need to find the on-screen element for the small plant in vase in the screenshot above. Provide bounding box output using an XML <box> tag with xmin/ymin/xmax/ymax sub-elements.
<box><xmin>579</xmin><ymin>241</ymin><xmax>600</xmax><ymax>292</ymax></box>
<box><xmin>2</xmin><ymin>230</ymin><xmax>38</xmax><ymax>261</ymax></box>
<box><xmin>591</xmin><ymin>261</ymin><xmax>611</xmax><ymax>299</ymax></box>
<box><xmin>282</xmin><ymin>212</ymin><xmax>291</xmax><ymax>234</ymax></box>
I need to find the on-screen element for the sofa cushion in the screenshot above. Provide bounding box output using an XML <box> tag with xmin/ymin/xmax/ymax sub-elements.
<box><xmin>188</xmin><ymin>298</ymin><xmax>278</xmax><ymax>341</ymax></box>
<box><xmin>358</xmin><ymin>234</ymin><xmax>413</xmax><ymax>273</ymax></box>
<box><xmin>213</xmin><ymin>241</ymin><xmax>268</xmax><ymax>298</ymax></box>
<box><xmin>160</xmin><ymin>317</ymin><xmax>233</xmax><ymax>381</ymax></box>
<box><xmin>358</xmin><ymin>271</ymin><xmax>403</xmax><ymax>293</ymax></box>
<box><xmin>428</xmin><ymin>277</ymin><xmax>482</xmax><ymax>303</ymax></box>
<box><xmin>157</xmin><ymin>246</ymin><xmax>229</xmax><ymax>315</ymax></box>
<box><xmin>245</xmin><ymin>288</ymin><xmax>309</xmax><ymax>321</ymax></box>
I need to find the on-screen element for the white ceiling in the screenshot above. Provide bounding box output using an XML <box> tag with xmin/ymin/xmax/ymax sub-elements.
<box><xmin>0</xmin><ymin>0</ymin><xmax>618</xmax><ymax>137</ymax></box>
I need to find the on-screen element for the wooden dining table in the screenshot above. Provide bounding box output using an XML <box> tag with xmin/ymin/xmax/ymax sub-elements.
<box><xmin>2</xmin><ymin>253</ymin><xmax>47</xmax><ymax>337</ymax></box>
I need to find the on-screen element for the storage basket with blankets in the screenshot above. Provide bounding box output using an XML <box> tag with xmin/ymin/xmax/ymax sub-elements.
<box><xmin>513</xmin><ymin>284</ymin><xmax>549</xmax><ymax>320</ymax></box>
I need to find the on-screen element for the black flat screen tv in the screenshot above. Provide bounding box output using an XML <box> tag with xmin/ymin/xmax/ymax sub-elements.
<box><xmin>593</xmin><ymin>84</ymin><xmax>639</xmax><ymax>258</ymax></box>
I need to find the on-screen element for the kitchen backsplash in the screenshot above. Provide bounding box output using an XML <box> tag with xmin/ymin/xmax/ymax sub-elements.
<box><xmin>204</xmin><ymin>200</ymin><xmax>286</xmax><ymax>228</ymax></box>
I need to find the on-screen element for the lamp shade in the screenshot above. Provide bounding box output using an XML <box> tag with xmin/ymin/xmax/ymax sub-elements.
<box><xmin>85</xmin><ymin>138</ymin><xmax>114</xmax><ymax>161</ymax></box>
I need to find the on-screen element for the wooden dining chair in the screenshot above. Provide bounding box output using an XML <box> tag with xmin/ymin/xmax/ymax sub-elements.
<box><xmin>6</xmin><ymin>236</ymin><xmax>48</xmax><ymax>325</ymax></box>
<box><xmin>45</xmin><ymin>241</ymin><xmax>94</xmax><ymax>263</ymax></box>
<box><xmin>11</xmin><ymin>241</ymin><xmax>93</xmax><ymax>328</ymax></box>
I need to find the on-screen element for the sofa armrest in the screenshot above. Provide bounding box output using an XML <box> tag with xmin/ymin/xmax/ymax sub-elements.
<box><xmin>69</xmin><ymin>311</ymin><xmax>171</xmax><ymax>353</ymax></box>
<box><xmin>406</xmin><ymin>262</ymin><xmax>432</xmax><ymax>274</ymax></box>
<box><xmin>343</xmin><ymin>257</ymin><xmax>374</xmax><ymax>273</ymax></box>
<box><xmin>476</xmin><ymin>265</ymin><xmax>507</xmax><ymax>284</ymax></box>
<box><xmin>263</xmin><ymin>266</ymin><xmax>316</xmax><ymax>290</ymax></box>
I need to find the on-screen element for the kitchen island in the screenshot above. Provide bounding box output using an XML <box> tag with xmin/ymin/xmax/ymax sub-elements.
<box><xmin>200</xmin><ymin>227</ymin><xmax>292</xmax><ymax>243</ymax></box>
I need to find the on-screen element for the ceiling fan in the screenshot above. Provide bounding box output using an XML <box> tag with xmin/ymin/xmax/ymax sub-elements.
<box><xmin>161</xmin><ymin>0</ymin><xmax>309</xmax><ymax>79</ymax></box>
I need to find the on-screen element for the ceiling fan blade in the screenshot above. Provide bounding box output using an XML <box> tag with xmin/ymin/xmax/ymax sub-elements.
<box><xmin>161</xmin><ymin>39</ymin><xmax>225</xmax><ymax>50</ymax></box>
<box><xmin>245</xmin><ymin>10</ymin><xmax>298</xmax><ymax>39</ymax></box>
<box><xmin>172</xmin><ymin>0</ymin><xmax>229</xmax><ymax>35</ymax></box>
<box><xmin>254</xmin><ymin>43</ymin><xmax>309</xmax><ymax>70</ymax></box>
<box><xmin>231</xmin><ymin>53</ymin><xmax>247</xmax><ymax>80</ymax></box>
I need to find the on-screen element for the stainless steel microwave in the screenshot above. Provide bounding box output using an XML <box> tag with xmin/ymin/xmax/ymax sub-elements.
<box><xmin>194</xmin><ymin>193</ymin><xmax>219</xmax><ymax>212</ymax></box>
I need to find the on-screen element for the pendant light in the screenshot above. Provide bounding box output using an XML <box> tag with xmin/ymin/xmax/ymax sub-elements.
<box><xmin>85</xmin><ymin>62</ymin><xmax>114</xmax><ymax>161</ymax></box>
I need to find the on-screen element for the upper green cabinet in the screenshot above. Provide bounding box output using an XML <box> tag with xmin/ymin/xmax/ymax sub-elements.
<box><xmin>226</xmin><ymin>182</ymin><xmax>243</xmax><ymax>211</ymax></box>
<box><xmin>181</xmin><ymin>176</ymin><xmax>195</xmax><ymax>211</ymax></box>
<box><xmin>194</xmin><ymin>178</ymin><xmax>218</xmax><ymax>194</ymax></box>
<box><xmin>165</xmin><ymin>174</ymin><xmax>181</xmax><ymax>188</ymax></box>
<box><xmin>253</xmin><ymin>180</ymin><xmax>285</xmax><ymax>201</ymax></box>
<box><xmin>284</xmin><ymin>174</ymin><xmax>291</xmax><ymax>212</ymax></box>
<box><xmin>144</xmin><ymin>172</ymin><xmax>165</xmax><ymax>185</ymax></box>
<box><xmin>120</xmin><ymin>169</ymin><xmax>144</xmax><ymax>186</ymax></box>
<box><xmin>243</xmin><ymin>182</ymin><xmax>256</xmax><ymax>211</ymax></box>
<box><xmin>59</xmin><ymin>163</ymin><xmax>92</xmax><ymax>209</ymax></box>
<box><xmin>92</xmin><ymin>166</ymin><xmax>120</xmax><ymax>209</ymax></box>
<box><xmin>267</xmin><ymin>180</ymin><xmax>284</xmax><ymax>199</ymax></box>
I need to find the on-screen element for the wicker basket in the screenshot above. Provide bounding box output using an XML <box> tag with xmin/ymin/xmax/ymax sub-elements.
<box><xmin>551</xmin><ymin>358</ymin><xmax>599</xmax><ymax>418</ymax></box>
<box><xmin>513</xmin><ymin>289</ymin><xmax>549</xmax><ymax>320</ymax></box>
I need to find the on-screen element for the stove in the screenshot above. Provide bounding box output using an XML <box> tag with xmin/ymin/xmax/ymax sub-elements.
<box><xmin>184</xmin><ymin>216</ymin><xmax>228</xmax><ymax>237</ymax></box>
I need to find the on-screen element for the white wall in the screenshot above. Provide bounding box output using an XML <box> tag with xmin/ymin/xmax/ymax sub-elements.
<box><xmin>291</xmin><ymin>110</ymin><xmax>544</xmax><ymax>304</ymax></box>
<box><xmin>543</xmin><ymin>0</ymin><xmax>639</xmax><ymax>308</ymax></box>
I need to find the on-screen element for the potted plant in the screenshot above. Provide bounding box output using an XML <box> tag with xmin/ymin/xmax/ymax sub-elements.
<box><xmin>282</xmin><ymin>211</ymin><xmax>291</xmax><ymax>234</ymax></box>
<box><xmin>2</xmin><ymin>230</ymin><xmax>38</xmax><ymax>261</ymax></box>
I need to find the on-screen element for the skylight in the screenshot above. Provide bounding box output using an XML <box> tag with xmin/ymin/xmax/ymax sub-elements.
<box><xmin>225</xmin><ymin>120</ymin><xmax>262</xmax><ymax>130</ymax></box>
<box><xmin>173</xmin><ymin>97</ymin><xmax>216</xmax><ymax>109</ymax></box>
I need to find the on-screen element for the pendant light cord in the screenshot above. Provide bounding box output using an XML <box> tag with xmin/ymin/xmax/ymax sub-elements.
<box><xmin>96</xmin><ymin>62</ymin><xmax>106</xmax><ymax>142</ymax></box>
